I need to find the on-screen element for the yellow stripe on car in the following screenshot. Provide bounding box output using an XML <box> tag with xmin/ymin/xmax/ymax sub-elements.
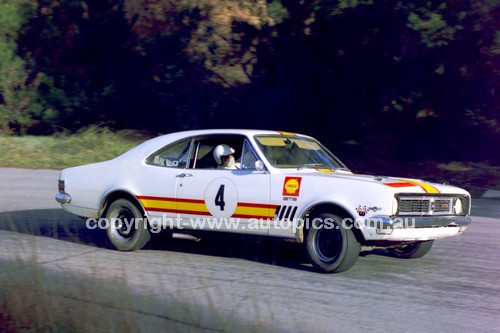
<box><xmin>399</xmin><ymin>179</ymin><xmax>440</xmax><ymax>193</ymax></box>
<box><xmin>316</xmin><ymin>168</ymin><xmax>334</xmax><ymax>173</ymax></box>
<box><xmin>233</xmin><ymin>206</ymin><xmax>274</xmax><ymax>218</ymax></box>
<box><xmin>176</xmin><ymin>201</ymin><xmax>209</xmax><ymax>213</ymax></box>
<box><xmin>139</xmin><ymin>198</ymin><xmax>176</xmax><ymax>210</ymax></box>
<box><xmin>277</xmin><ymin>131</ymin><xmax>297</xmax><ymax>136</ymax></box>
<box><xmin>138</xmin><ymin>198</ymin><xmax>210</xmax><ymax>213</ymax></box>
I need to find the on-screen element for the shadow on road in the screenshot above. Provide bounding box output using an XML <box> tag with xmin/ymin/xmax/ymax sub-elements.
<box><xmin>0</xmin><ymin>208</ymin><xmax>317</xmax><ymax>272</ymax></box>
<box><xmin>0</xmin><ymin>209</ymin><xmax>110</xmax><ymax>247</ymax></box>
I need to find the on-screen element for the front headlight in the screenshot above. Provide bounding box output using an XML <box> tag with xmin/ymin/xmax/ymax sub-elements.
<box><xmin>453</xmin><ymin>198</ymin><xmax>464</xmax><ymax>215</ymax></box>
<box><xmin>391</xmin><ymin>197</ymin><xmax>399</xmax><ymax>215</ymax></box>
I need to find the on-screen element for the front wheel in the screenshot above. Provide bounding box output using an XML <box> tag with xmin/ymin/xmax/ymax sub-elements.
<box><xmin>387</xmin><ymin>240</ymin><xmax>434</xmax><ymax>259</ymax></box>
<box><xmin>104</xmin><ymin>198</ymin><xmax>151</xmax><ymax>251</ymax></box>
<box><xmin>305</xmin><ymin>213</ymin><xmax>360</xmax><ymax>273</ymax></box>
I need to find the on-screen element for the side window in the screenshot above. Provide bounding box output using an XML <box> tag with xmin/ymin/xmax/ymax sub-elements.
<box><xmin>192</xmin><ymin>142</ymin><xmax>216</xmax><ymax>169</ymax></box>
<box><xmin>146</xmin><ymin>138</ymin><xmax>191</xmax><ymax>168</ymax></box>
<box><xmin>240</xmin><ymin>140</ymin><xmax>259</xmax><ymax>170</ymax></box>
<box><xmin>190</xmin><ymin>135</ymin><xmax>245</xmax><ymax>169</ymax></box>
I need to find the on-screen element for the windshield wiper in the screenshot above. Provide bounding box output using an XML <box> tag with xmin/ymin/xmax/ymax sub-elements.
<box><xmin>297</xmin><ymin>163</ymin><xmax>350</xmax><ymax>171</ymax></box>
<box><xmin>297</xmin><ymin>163</ymin><xmax>327</xmax><ymax>169</ymax></box>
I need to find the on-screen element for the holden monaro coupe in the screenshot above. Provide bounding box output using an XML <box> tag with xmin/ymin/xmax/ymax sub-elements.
<box><xmin>56</xmin><ymin>129</ymin><xmax>471</xmax><ymax>273</ymax></box>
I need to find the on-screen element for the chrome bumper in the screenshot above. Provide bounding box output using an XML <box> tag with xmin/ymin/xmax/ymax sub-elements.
<box><xmin>366</xmin><ymin>215</ymin><xmax>471</xmax><ymax>229</ymax></box>
<box><xmin>55</xmin><ymin>192</ymin><xmax>71</xmax><ymax>204</ymax></box>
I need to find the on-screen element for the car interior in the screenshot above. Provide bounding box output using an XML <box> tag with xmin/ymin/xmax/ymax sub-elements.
<box><xmin>191</xmin><ymin>135</ymin><xmax>244</xmax><ymax>169</ymax></box>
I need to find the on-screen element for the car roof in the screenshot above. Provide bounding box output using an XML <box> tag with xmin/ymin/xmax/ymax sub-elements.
<box><xmin>164</xmin><ymin>128</ymin><xmax>307</xmax><ymax>137</ymax></box>
<box><xmin>119</xmin><ymin>129</ymin><xmax>312</xmax><ymax>160</ymax></box>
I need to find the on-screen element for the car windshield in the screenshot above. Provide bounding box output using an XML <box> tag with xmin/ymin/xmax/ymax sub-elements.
<box><xmin>254</xmin><ymin>135</ymin><xmax>348</xmax><ymax>170</ymax></box>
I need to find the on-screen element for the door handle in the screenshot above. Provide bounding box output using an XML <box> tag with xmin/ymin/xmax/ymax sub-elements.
<box><xmin>176</xmin><ymin>173</ymin><xmax>193</xmax><ymax>178</ymax></box>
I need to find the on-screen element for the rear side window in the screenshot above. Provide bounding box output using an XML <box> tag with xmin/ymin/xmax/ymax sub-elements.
<box><xmin>146</xmin><ymin>138</ymin><xmax>191</xmax><ymax>168</ymax></box>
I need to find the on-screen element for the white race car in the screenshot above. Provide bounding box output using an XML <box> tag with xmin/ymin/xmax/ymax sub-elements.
<box><xmin>56</xmin><ymin>129</ymin><xmax>471</xmax><ymax>273</ymax></box>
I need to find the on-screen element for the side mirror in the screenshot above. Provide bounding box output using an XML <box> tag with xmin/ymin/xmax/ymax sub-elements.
<box><xmin>255</xmin><ymin>160</ymin><xmax>265</xmax><ymax>171</ymax></box>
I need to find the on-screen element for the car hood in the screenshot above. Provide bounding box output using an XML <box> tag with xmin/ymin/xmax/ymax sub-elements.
<box><xmin>284</xmin><ymin>170</ymin><xmax>469</xmax><ymax>196</ymax></box>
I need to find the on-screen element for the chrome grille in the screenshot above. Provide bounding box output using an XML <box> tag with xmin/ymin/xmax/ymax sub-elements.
<box><xmin>398</xmin><ymin>196</ymin><xmax>457</xmax><ymax>216</ymax></box>
<box><xmin>434</xmin><ymin>199</ymin><xmax>452</xmax><ymax>213</ymax></box>
<box><xmin>399</xmin><ymin>200</ymin><xmax>430</xmax><ymax>213</ymax></box>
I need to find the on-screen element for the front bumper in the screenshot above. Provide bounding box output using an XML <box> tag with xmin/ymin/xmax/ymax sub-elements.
<box><xmin>361</xmin><ymin>215</ymin><xmax>471</xmax><ymax>241</ymax></box>
<box><xmin>367</xmin><ymin>215</ymin><xmax>471</xmax><ymax>229</ymax></box>
<box><xmin>55</xmin><ymin>192</ymin><xmax>71</xmax><ymax>204</ymax></box>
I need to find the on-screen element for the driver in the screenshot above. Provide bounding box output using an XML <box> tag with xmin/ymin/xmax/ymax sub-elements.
<box><xmin>213</xmin><ymin>144</ymin><xmax>240</xmax><ymax>169</ymax></box>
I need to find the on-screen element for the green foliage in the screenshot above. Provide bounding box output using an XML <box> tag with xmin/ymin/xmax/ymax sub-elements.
<box><xmin>494</xmin><ymin>31</ymin><xmax>500</xmax><ymax>55</ymax></box>
<box><xmin>0</xmin><ymin>0</ymin><xmax>41</xmax><ymax>134</ymax></box>
<box><xmin>268</xmin><ymin>0</ymin><xmax>289</xmax><ymax>22</ymax></box>
<box><xmin>0</xmin><ymin>0</ymin><xmax>497</xmax><ymax>164</ymax></box>
<box><xmin>329</xmin><ymin>0</ymin><xmax>374</xmax><ymax>16</ymax></box>
<box><xmin>0</xmin><ymin>126</ymin><xmax>150</xmax><ymax>169</ymax></box>
<box><xmin>406</xmin><ymin>3</ymin><xmax>460</xmax><ymax>47</ymax></box>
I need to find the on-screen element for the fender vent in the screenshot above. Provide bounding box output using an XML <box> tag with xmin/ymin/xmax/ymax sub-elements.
<box><xmin>274</xmin><ymin>205</ymin><xmax>298</xmax><ymax>221</ymax></box>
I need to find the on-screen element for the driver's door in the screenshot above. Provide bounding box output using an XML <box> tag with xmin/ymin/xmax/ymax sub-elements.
<box><xmin>174</xmin><ymin>137</ymin><xmax>274</xmax><ymax>235</ymax></box>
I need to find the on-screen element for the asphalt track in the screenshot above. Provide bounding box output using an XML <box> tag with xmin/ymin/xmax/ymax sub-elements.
<box><xmin>0</xmin><ymin>168</ymin><xmax>499</xmax><ymax>332</ymax></box>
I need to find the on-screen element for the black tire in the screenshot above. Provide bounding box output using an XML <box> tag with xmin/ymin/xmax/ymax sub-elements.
<box><xmin>305</xmin><ymin>213</ymin><xmax>360</xmax><ymax>273</ymax></box>
<box><xmin>387</xmin><ymin>240</ymin><xmax>434</xmax><ymax>259</ymax></box>
<box><xmin>104</xmin><ymin>198</ymin><xmax>151</xmax><ymax>251</ymax></box>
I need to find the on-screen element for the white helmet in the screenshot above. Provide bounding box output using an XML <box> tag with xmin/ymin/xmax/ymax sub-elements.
<box><xmin>213</xmin><ymin>144</ymin><xmax>235</xmax><ymax>165</ymax></box>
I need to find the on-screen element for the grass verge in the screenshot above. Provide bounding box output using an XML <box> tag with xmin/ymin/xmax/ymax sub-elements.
<box><xmin>0</xmin><ymin>126</ymin><xmax>151</xmax><ymax>169</ymax></box>
<box><xmin>0</xmin><ymin>127</ymin><xmax>498</xmax><ymax>196</ymax></box>
<box><xmin>0</xmin><ymin>257</ymin><xmax>261</xmax><ymax>332</ymax></box>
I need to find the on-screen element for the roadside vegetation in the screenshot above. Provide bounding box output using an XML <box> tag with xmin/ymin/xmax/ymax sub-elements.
<box><xmin>0</xmin><ymin>125</ymin><xmax>497</xmax><ymax>196</ymax></box>
<box><xmin>0</xmin><ymin>1</ymin><xmax>498</xmax><ymax>195</ymax></box>
<box><xmin>0</xmin><ymin>126</ymin><xmax>151</xmax><ymax>169</ymax></box>
<box><xmin>0</xmin><ymin>1</ymin><xmax>498</xmax><ymax>165</ymax></box>
<box><xmin>0</xmin><ymin>257</ymin><xmax>261</xmax><ymax>332</ymax></box>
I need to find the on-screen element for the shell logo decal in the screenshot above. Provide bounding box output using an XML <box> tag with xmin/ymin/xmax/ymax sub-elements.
<box><xmin>283</xmin><ymin>177</ymin><xmax>302</xmax><ymax>197</ymax></box>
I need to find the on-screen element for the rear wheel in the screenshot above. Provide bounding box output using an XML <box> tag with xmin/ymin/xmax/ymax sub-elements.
<box><xmin>305</xmin><ymin>213</ymin><xmax>360</xmax><ymax>273</ymax></box>
<box><xmin>387</xmin><ymin>240</ymin><xmax>434</xmax><ymax>259</ymax></box>
<box><xmin>104</xmin><ymin>198</ymin><xmax>151</xmax><ymax>251</ymax></box>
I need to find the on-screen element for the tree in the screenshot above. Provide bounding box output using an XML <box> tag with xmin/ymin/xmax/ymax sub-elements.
<box><xmin>0</xmin><ymin>0</ymin><xmax>47</xmax><ymax>134</ymax></box>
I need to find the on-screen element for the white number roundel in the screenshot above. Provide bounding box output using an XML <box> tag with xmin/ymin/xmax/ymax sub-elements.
<box><xmin>204</xmin><ymin>178</ymin><xmax>238</xmax><ymax>218</ymax></box>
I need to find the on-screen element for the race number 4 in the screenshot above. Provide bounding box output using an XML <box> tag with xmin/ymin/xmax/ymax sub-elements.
<box><xmin>215</xmin><ymin>185</ymin><xmax>225</xmax><ymax>211</ymax></box>
<box><xmin>204</xmin><ymin>178</ymin><xmax>238</xmax><ymax>218</ymax></box>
